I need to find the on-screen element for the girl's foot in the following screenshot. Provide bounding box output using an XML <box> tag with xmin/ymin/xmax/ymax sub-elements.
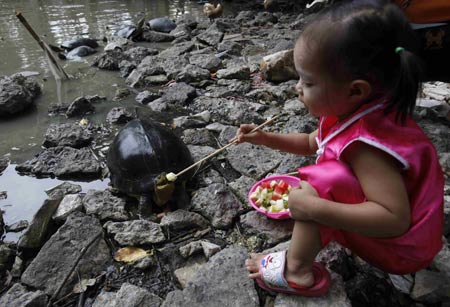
<box><xmin>245</xmin><ymin>253</ymin><xmax>315</xmax><ymax>288</ymax></box>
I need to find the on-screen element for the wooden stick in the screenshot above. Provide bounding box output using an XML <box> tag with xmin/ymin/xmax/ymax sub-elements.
<box><xmin>15</xmin><ymin>11</ymin><xmax>69</xmax><ymax>79</ymax></box>
<box><xmin>175</xmin><ymin>113</ymin><xmax>283</xmax><ymax>178</ymax></box>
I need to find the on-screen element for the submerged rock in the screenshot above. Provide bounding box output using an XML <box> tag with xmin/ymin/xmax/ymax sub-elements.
<box><xmin>0</xmin><ymin>74</ymin><xmax>41</xmax><ymax>117</ymax></box>
<box><xmin>43</xmin><ymin>123</ymin><xmax>92</xmax><ymax>148</ymax></box>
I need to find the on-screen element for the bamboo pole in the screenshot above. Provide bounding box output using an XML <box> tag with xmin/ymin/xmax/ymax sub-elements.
<box><xmin>15</xmin><ymin>11</ymin><xmax>69</xmax><ymax>79</ymax></box>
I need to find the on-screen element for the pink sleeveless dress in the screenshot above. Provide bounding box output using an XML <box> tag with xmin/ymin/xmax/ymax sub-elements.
<box><xmin>298</xmin><ymin>100</ymin><xmax>444</xmax><ymax>274</ymax></box>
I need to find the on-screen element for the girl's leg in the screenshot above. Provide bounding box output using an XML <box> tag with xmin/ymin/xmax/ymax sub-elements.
<box><xmin>245</xmin><ymin>219</ymin><xmax>322</xmax><ymax>287</ymax></box>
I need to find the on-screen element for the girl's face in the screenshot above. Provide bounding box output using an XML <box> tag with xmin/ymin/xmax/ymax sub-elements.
<box><xmin>293</xmin><ymin>38</ymin><xmax>355</xmax><ymax>118</ymax></box>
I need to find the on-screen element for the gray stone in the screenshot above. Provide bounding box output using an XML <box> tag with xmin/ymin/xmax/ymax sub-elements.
<box><xmin>21</xmin><ymin>213</ymin><xmax>111</xmax><ymax>298</ymax></box>
<box><xmin>227</xmin><ymin>143</ymin><xmax>284</xmax><ymax>179</ymax></box>
<box><xmin>124</xmin><ymin>46</ymin><xmax>159</xmax><ymax>62</ymax></box>
<box><xmin>160</xmin><ymin>209</ymin><xmax>209</xmax><ymax>232</ymax></box>
<box><xmin>106</xmin><ymin>107</ymin><xmax>133</xmax><ymax>124</ymax></box>
<box><xmin>431</xmin><ymin>239</ymin><xmax>450</xmax><ymax>279</ymax></box>
<box><xmin>253</xmin><ymin>12</ymin><xmax>278</xmax><ymax>26</ymax></box>
<box><xmin>0</xmin><ymin>283</ymin><xmax>47</xmax><ymax>307</ymax></box>
<box><xmin>196</xmin><ymin>28</ymin><xmax>224</xmax><ymax>47</ymax></box>
<box><xmin>162</xmin><ymin>246</ymin><xmax>259</xmax><ymax>307</ymax></box>
<box><xmin>216</xmin><ymin>66</ymin><xmax>251</xmax><ymax>80</ymax></box>
<box><xmin>260</xmin><ymin>49</ymin><xmax>298</xmax><ymax>82</ymax></box>
<box><xmin>182</xmin><ymin>128</ymin><xmax>215</xmax><ymax>146</ymax></box>
<box><xmin>16</xmin><ymin>146</ymin><xmax>103</xmax><ymax>180</ymax></box>
<box><xmin>66</xmin><ymin>96</ymin><xmax>95</xmax><ymax>117</ymax></box>
<box><xmin>52</xmin><ymin>194</ymin><xmax>83</xmax><ymax>222</ymax></box>
<box><xmin>0</xmin><ymin>75</ymin><xmax>41</xmax><ymax>116</ymax></box>
<box><xmin>147</xmin><ymin>99</ymin><xmax>169</xmax><ymax>112</ymax></box>
<box><xmin>205</xmin><ymin>79</ymin><xmax>252</xmax><ymax>98</ymax></box>
<box><xmin>17</xmin><ymin>195</ymin><xmax>62</xmax><ymax>251</ymax></box>
<box><xmin>83</xmin><ymin>189</ymin><xmax>129</xmax><ymax>221</ymax></box>
<box><xmin>186</xmin><ymin>145</ymin><xmax>216</xmax><ymax>163</ymax></box>
<box><xmin>173</xmin><ymin>115</ymin><xmax>208</xmax><ymax>130</ymax></box>
<box><xmin>43</xmin><ymin>123</ymin><xmax>92</xmax><ymax>148</ymax></box>
<box><xmin>93</xmin><ymin>49</ymin><xmax>124</xmax><ymax>70</ymax></box>
<box><xmin>240</xmin><ymin>211</ymin><xmax>294</xmax><ymax>246</ymax></box>
<box><xmin>142</xmin><ymin>30</ymin><xmax>175</xmax><ymax>42</ymax></box>
<box><xmin>113</xmin><ymin>88</ymin><xmax>132</xmax><ymax>101</ymax></box>
<box><xmin>217</xmin><ymin>40</ymin><xmax>243</xmax><ymax>56</ymax></box>
<box><xmin>136</xmin><ymin>90</ymin><xmax>161</xmax><ymax>104</ymax></box>
<box><xmin>0</xmin><ymin>156</ymin><xmax>9</xmax><ymax>174</ymax></box>
<box><xmin>189</xmin><ymin>54</ymin><xmax>222</xmax><ymax>72</ymax></box>
<box><xmin>174</xmin><ymin>257</ymin><xmax>207</xmax><ymax>289</ymax></box>
<box><xmin>159</xmin><ymin>82</ymin><xmax>196</xmax><ymax>106</ymax></box>
<box><xmin>228</xmin><ymin>175</ymin><xmax>257</xmax><ymax>204</ymax></box>
<box><xmin>145</xmin><ymin>74</ymin><xmax>169</xmax><ymax>85</ymax></box>
<box><xmin>176</xmin><ymin>64</ymin><xmax>210</xmax><ymax>83</ymax></box>
<box><xmin>45</xmin><ymin>182</ymin><xmax>82</xmax><ymax>198</ymax></box>
<box><xmin>93</xmin><ymin>283</ymin><xmax>162</xmax><ymax>307</ymax></box>
<box><xmin>190</xmin><ymin>183</ymin><xmax>246</xmax><ymax>229</ymax></box>
<box><xmin>179</xmin><ymin>240</ymin><xmax>221</xmax><ymax>259</ymax></box>
<box><xmin>159</xmin><ymin>41</ymin><xmax>195</xmax><ymax>58</ymax></box>
<box><xmin>5</xmin><ymin>220</ymin><xmax>29</xmax><ymax>232</ymax></box>
<box><xmin>411</xmin><ymin>269</ymin><xmax>450</xmax><ymax>303</ymax></box>
<box><xmin>389</xmin><ymin>274</ymin><xmax>413</xmax><ymax>294</ymax></box>
<box><xmin>11</xmin><ymin>256</ymin><xmax>24</xmax><ymax>278</ymax></box>
<box><xmin>104</xmin><ymin>220</ymin><xmax>165</xmax><ymax>245</ymax></box>
<box><xmin>0</xmin><ymin>244</ymin><xmax>15</xmax><ymax>273</ymax></box>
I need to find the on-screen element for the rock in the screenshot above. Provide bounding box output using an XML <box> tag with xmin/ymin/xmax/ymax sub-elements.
<box><xmin>113</xmin><ymin>88</ymin><xmax>132</xmax><ymax>101</ymax></box>
<box><xmin>260</xmin><ymin>49</ymin><xmax>298</xmax><ymax>82</ymax></box>
<box><xmin>411</xmin><ymin>269</ymin><xmax>450</xmax><ymax>303</ymax></box>
<box><xmin>159</xmin><ymin>41</ymin><xmax>195</xmax><ymax>58</ymax></box>
<box><xmin>173</xmin><ymin>116</ymin><xmax>208</xmax><ymax>130</ymax></box>
<box><xmin>43</xmin><ymin>123</ymin><xmax>92</xmax><ymax>148</ymax></box>
<box><xmin>252</xmin><ymin>12</ymin><xmax>278</xmax><ymax>26</ymax></box>
<box><xmin>66</xmin><ymin>96</ymin><xmax>95</xmax><ymax>117</ymax></box>
<box><xmin>142</xmin><ymin>30</ymin><xmax>175</xmax><ymax>42</ymax></box>
<box><xmin>190</xmin><ymin>183</ymin><xmax>246</xmax><ymax>229</ymax></box>
<box><xmin>148</xmin><ymin>99</ymin><xmax>169</xmax><ymax>112</ymax></box>
<box><xmin>93</xmin><ymin>283</ymin><xmax>163</xmax><ymax>307</ymax></box>
<box><xmin>17</xmin><ymin>195</ymin><xmax>63</xmax><ymax>251</ymax></box>
<box><xmin>0</xmin><ymin>75</ymin><xmax>41</xmax><ymax>117</ymax></box>
<box><xmin>228</xmin><ymin>175</ymin><xmax>256</xmax><ymax>203</ymax></box>
<box><xmin>174</xmin><ymin>257</ymin><xmax>207</xmax><ymax>289</ymax></box>
<box><xmin>240</xmin><ymin>211</ymin><xmax>294</xmax><ymax>246</ymax></box>
<box><xmin>11</xmin><ymin>256</ymin><xmax>24</xmax><ymax>278</ymax></box>
<box><xmin>92</xmin><ymin>49</ymin><xmax>124</xmax><ymax>70</ymax></box>
<box><xmin>159</xmin><ymin>82</ymin><xmax>196</xmax><ymax>106</ymax></box>
<box><xmin>106</xmin><ymin>107</ymin><xmax>134</xmax><ymax>124</ymax></box>
<box><xmin>227</xmin><ymin>143</ymin><xmax>284</xmax><ymax>179</ymax></box>
<box><xmin>162</xmin><ymin>246</ymin><xmax>259</xmax><ymax>307</ymax></box>
<box><xmin>0</xmin><ymin>156</ymin><xmax>9</xmax><ymax>174</ymax></box>
<box><xmin>182</xmin><ymin>128</ymin><xmax>215</xmax><ymax>146</ymax></box>
<box><xmin>176</xmin><ymin>64</ymin><xmax>210</xmax><ymax>83</ymax></box>
<box><xmin>0</xmin><ymin>283</ymin><xmax>48</xmax><ymax>307</ymax></box>
<box><xmin>52</xmin><ymin>194</ymin><xmax>83</xmax><ymax>222</ymax></box>
<box><xmin>0</xmin><ymin>244</ymin><xmax>15</xmax><ymax>273</ymax></box>
<box><xmin>136</xmin><ymin>90</ymin><xmax>161</xmax><ymax>104</ymax></box>
<box><xmin>160</xmin><ymin>209</ymin><xmax>209</xmax><ymax>232</ymax></box>
<box><xmin>83</xmin><ymin>189</ymin><xmax>129</xmax><ymax>221</ymax></box>
<box><xmin>145</xmin><ymin>74</ymin><xmax>169</xmax><ymax>85</ymax></box>
<box><xmin>124</xmin><ymin>46</ymin><xmax>159</xmax><ymax>62</ymax></box>
<box><xmin>189</xmin><ymin>54</ymin><xmax>222</xmax><ymax>72</ymax></box>
<box><xmin>196</xmin><ymin>27</ymin><xmax>224</xmax><ymax>47</ymax></box>
<box><xmin>16</xmin><ymin>146</ymin><xmax>103</xmax><ymax>180</ymax></box>
<box><xmin>217</xmin><ymin>40</ymin><xmax>243</xmax><ymax>56</ymax></box>
<box><xmin>186</xmin><ymin>145</ymin><xmax>216</xmax><ymax>163</ymax></box>
<box><xmin>274</xmin><ymin>272</ymin><xmax>351</xmax><ymax>307</ymax></box>
<box><xmin>45</xmin><ymin>182</ymin><xmax>82</xmax><ymax>198</ymax></box>
<box><xmin>104</xmin><ymin>220</ymin><xmax>165</xmax><ymax>245</ymax></box>
<box><xmin>205</xmin><ymin>79</ymin><xmax>252</xmax><ymax>98</ymax></box>
<box><xmin>216</xmin><ymin>65</ymin><xmax>251</xmax><ymax>80</ymax></box>
<box><xmin>179</xmin><ymin>240</ymin><xmax>221</xmax><ymax>259</ymax></box>
<box><xmin>21</xmin><ymin>213</ymin><xmax>111</xmax><ymax>298</ymax></box>
<box><xmin>5</xmin><ymin>220</ymin><xmax>29</xmax><ymax>232</ymax></box>
<box><xmin>388</xmin><ymin>274</ymin><xmax>413</xmax><ymax>295</ymax></box>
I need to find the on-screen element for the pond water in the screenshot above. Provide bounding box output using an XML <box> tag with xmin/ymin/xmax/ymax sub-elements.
<box><xmin>0</xmin><ymin>0</ymin><xmax>233</xmax><ymax>240</ymax></box>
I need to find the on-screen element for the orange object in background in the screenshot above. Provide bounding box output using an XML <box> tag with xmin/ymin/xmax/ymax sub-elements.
<box><xmin>394</xmin><ymin>0</ymin><xmax>450</xmax><ymax>23</ymax></box>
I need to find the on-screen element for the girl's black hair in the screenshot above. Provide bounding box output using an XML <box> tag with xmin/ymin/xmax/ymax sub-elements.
<box><xmin>300</xmin><ymin>0</ymin><xmax>422</xmax><ymax>123</ymax></box>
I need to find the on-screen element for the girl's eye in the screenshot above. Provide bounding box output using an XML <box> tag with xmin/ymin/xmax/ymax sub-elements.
<box><xmin>303</xmin><ymin>82</ymin><xmax>313</xmax><ymax>87</ymax></box>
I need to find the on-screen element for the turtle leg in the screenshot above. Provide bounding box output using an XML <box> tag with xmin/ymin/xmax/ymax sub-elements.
<box><xmin>138</xmin><ymin>195</ymin><xmax>153</xmax><ymax>219</ymax></box>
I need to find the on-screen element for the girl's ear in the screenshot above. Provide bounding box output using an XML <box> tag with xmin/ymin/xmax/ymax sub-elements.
<box><xmin>348</xmin><ymin>80</ymin><xmax>372</xmax><ymax>103</ymax></box>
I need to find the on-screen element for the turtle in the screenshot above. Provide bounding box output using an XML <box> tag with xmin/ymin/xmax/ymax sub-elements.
<box><xmin>114</xmin><ymin>17</ymin><xmax>145</xmax><ymax>40</ymax></box>
<box><xmin>106</xmin><ymin>111</ymin><xmax>194</xmax><ymax>216</ymax></box>
<box><xmin>62</xmin><ymin>45</ymin><xmax>97</xmax><ymax>60</ymax></box>
<box><xmin>61</xmin><ymin>37</ymin><xmax>99</xmax><ymax>51</ymax></box>
<box><xmin>147</xmin><ymin>17</ymin><xmax>176</xmax><ymax>33</ymax></box>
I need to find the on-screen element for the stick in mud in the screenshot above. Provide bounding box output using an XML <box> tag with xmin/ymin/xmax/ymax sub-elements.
<box><xmin>15</xmin><ymin>11</ymin><xmax>69</xmax><ymax>80</ymax></box>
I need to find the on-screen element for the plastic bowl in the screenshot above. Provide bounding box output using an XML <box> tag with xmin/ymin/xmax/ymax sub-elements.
<box><xmin>248</xmin><ymin>175</ymin><xmax>301</xmax><ymax>220</ymax></box>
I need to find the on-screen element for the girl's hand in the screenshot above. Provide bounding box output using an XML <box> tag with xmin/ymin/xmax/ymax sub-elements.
<box><xmin>288</xmin><ymin>181</ymin><xmax>319</xmax><ymax>221</ymax></box>
<box><xmin>234</xmin><ymin>124</ymin><xmax>266</xmax><ymax>145</ymax></box>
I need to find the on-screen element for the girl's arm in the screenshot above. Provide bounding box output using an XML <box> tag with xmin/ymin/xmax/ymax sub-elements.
<box><xmin>290</xmin><ymin>141</ymin><xmax>411</xmax><ymax>237</ymax></box>
<box><xmin>236</xmin><ymin>125</ymin><xmax>319</xmax><ymax>156</ymax></box>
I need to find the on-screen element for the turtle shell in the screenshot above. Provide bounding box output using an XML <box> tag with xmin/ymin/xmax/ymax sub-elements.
<box><xmin>107</xmin><ymin>118</ymin><xmax>193</xmax><ymax>196</ymax></box>
<box><xmin>61</xmin><ymin>38</ymin><xmax>99</xmax><ymax>50</ymax></box>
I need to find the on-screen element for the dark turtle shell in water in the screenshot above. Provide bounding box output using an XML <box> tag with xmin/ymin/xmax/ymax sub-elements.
<box><xmin>61</xmin><ymin>37</ymin><xmax>99</xmax><ymax>51</ymax></box>
<box><xmin>107</xmin><ymin>116</ymin><xmax>193</xmax><ymax>205</ymax></box>
<box><xmin>148</xmin><ymin>17</ymin><xmax>176</xmax><ymax>33</ymax></box>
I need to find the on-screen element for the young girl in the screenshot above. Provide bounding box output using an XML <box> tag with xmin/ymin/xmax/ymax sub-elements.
<box><xmin>237</xmin><ymin>0</ymin><xmax>444</xmax><ymax>297</ymax></box>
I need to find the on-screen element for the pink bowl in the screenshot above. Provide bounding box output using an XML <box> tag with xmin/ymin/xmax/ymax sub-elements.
<box><xmin>248</xmin><ymin>175</ymin><xmax>301</xmax><ymax>220</ymax></box>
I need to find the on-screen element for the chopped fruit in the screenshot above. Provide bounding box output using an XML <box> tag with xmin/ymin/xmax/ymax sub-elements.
<box><xmin>250</xmin><ymin>179</ymin><xmax>293</xmax><ymax>213</ymax></box>
<box><xmin>165</xmin><ymin>172</ymin><xmax>178</xmax><ymax>182</ymax></box>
